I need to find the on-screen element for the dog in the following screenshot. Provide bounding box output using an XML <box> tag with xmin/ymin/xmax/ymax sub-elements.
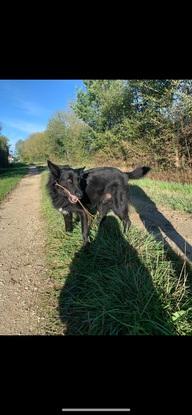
<box><xmin>47</xmin><ymin>160</ymin><xmax>151</xmax><ymax>245</ymax></box>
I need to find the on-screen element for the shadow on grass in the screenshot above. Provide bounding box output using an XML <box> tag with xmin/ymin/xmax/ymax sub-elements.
<box><xmin>0</xmin><ymin>164</ymin><xmax>48</xmax><ymax>178</ymax></box>
<box><xmin>130</xmin><ymin>184</ymin><xmax>192</xmax><ymax>264</ymax></box>
<box><xmin>27</xmin><ymin>165</ymin><xmax>48</xmax><ymax>175</ymax></box>
<box><xmin>58</xmin><ymin>216</ymin><xmax>177</xmax><ymax>335</ymax></box>
<box><xmin>0</xmin><ymin>163</ymin><xmax>28</xmax><ymax>178</ymax></box>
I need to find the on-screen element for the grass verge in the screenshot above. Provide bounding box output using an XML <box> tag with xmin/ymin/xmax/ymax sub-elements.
<box><xmin>130</xmin><ymin>178</ymin><xmax>192</xmax><ymax>214</ymax></box>
<box><xmin>0</xmin><ymin>165</ymin><xmax>28</xmax><ymax>202</ymax></box>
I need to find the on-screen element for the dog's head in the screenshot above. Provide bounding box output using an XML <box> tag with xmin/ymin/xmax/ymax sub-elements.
<box><xmin>47</xmin><ymin>160</ymin><xmax>85</xmax><ymax>199</ymax></box>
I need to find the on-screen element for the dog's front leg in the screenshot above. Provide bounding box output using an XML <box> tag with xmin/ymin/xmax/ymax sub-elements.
<box><xmin>79</xmin><ymin>211</ymin><xmax>89</xmax><ymax>246</ymax></box>
<box><xmin>63</xmin><ymin>212</ymin><xmax>73</xmax><ymax>232</ymax></box>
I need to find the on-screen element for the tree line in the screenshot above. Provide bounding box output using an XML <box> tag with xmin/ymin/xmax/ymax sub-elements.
<box><xmin>0</xmin><ymin>124</ymin><xmax>9</xmax><ymax>168</ymax></box>
<box><xmin>15</xmin><ymin>80</ymin><xmax>192</xmax><ymax>169</ymax></box>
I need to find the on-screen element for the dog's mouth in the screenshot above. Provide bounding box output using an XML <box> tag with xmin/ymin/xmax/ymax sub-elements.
<box><xmin>54</xmin><ymin>181</ymin><xmax>81</xmax><ymax>204</ymax></box>
<box><xmin>69</xmin><ymin>194</ymin><xmax>79</xmax><ymax>204</ymax></box>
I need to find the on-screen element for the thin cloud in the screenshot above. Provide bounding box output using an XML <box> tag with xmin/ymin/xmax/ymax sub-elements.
<box><xmin>3</xmin><ymin>118</ymin><xmax>46</xmax><ymax>134</ymax></box>
<box><xmin>16</xmin><ymin>98</ymin><xmax>48</xmax><ymax>116</ymax></box>
<box><xmin>0</xmin><ymin>81</ymin><xmax>48</xmax><ymax>117</ymax></box>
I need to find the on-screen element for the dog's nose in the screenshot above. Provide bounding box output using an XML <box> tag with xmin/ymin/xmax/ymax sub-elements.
<box><xmin>76</xmin><ymin>191</ymin><xmax>82</xmax><ymax>199</ymax></box>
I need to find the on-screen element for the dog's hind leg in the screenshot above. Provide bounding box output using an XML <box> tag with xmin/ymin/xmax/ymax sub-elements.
<box><xmin>123</xmin><ymin>215</ymin><xmax>131</xmax><ymax>233</ymax></box>
<box><xmin>112</xmin><ymin>188</ymin><xmax>131</xmax><ymax>233</ymax></box>
<box><xmin>113</xmin><ymin>206</ymin><xmax>131</xmax><ymax>234</ymax></box>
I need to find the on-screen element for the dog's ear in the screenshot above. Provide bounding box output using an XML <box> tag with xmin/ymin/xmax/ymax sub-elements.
<box><xmin>75</xmin><ymin>166</ymin><xmax>86</xmax><ymax>175</ymax></box>
<box><xmin>47</xmin><ymin>160</ymin><xmax>61</xmax><ymax>178</ymax></box>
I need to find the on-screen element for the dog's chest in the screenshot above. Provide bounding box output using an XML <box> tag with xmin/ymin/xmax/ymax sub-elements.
<box><xmin>58</xmin><ymin>207</ymin><xmax>69</xmax><ymax>215</ymax></box>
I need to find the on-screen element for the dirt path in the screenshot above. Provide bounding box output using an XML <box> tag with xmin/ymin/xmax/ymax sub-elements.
<box><xmin>0</xmin><ymin>167</ymin><xmax>50</xmax><ymax>334</ymax></box>
<box><xmin>129</xmin><ymin>195</ymin><xmax>192</xmax><ymax>264</ymax></box>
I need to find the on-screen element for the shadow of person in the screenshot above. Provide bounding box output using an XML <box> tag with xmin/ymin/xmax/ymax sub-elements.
<box><xmin>58</xmin><ymin>216</ymin><xmax>176</xmax><ymax>335</ymax></box>
<box><xmin>130</xmin><ymin>184</ymin><xmax>192</xmax><ymax>264</ymax></box>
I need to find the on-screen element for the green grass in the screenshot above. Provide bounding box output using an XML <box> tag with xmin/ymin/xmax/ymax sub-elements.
<box><xmin>130</xmin><ymin>178</ymin><xmax>192</xmax><ymax>213</ymax></box>
<box><xmin>41</xmin><ymin>172</ymin><xmax>192</xmax><ymax>335</ymax></box>
<box><xmin>0</xmin><ymin>165</ymin><xmax>28</xmax><ymax>202</ymax></box>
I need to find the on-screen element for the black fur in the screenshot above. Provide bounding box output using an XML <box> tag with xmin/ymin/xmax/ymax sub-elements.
<box><xmin>47</xmin><ymin>160</ymin><xmax>87</xmax><ymax>240</ymax></box>
<box><xmin>47</xmin><ymin>160</ymin><xmax>151</xmax><ymax>246</ymax></box>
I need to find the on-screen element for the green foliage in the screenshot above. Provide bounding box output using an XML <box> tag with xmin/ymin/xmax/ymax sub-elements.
<box><xmin>16</xmin><ymin>111</ymin><xmax>91</xmax><ymax>165</ymax></box>
<box><xmin>15</xmin><ymin>80</ymin><xmax>192</xmax><ymax>169</ymax></box>
<box><xmin>73</xmin><ymin>80</ymin><xmax>134</xmax><ymax>132</ymax></box>
<box><xmin>0</xmin><ymin>134</ymin><xmax>9</xmax><ymax>167</ymax></box>
<box><xmin>73</xmin><ymin>80</ymin><xmax>192</xmax><ymax>168</ymax></box>
<box><xmin>18</xmin><ymin>132</ymin><xmax>47</xmax><ymax>163</ymax></box>
<box><xmin>15</xmin><ymin>139</ymin><xmax>24</xmax><ymax>159</ymax></box>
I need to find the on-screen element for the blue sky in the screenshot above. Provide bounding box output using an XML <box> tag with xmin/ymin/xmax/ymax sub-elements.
<box><xmin>0</xmin><ymin>80</ymin><xmax>85</xmax><ymax>153</ymax></box>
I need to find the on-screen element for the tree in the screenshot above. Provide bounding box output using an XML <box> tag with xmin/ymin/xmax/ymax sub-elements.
<box><xmin>45</xmin><ymin>111</ymin><xmax>90</xmax><ymax>164</ymax></box>
<box><xmin>15</xmin><ymin>139</ymin><xmax>24</xmax><ymax>159</ymax></box>
<box><xmin>0</xmin><ymin>134</ymin><xmax>9</xmax><ymax>168</ymax></box>
<box><xmin>13</xmin><ymin>81</ymin><xmax>192</xmax><ymax>169</ymax></box>
<box><xmin>15</xmin><ymin>111</ymin><xmax>90</xmax><ymax>165</ymax></box>
<box><xmin>16</xmin><ymin>132</ymin><xmax>47</xmax><ymax>163</ymax></box>
<box><xmin>72</xmin><ymin>80</ymin><xmax>188</xmax><ymax>167</ymax></box>
<box><xmin>168</xmin><ymin>80</ymin><xmax>192</xmax><ymax>167</ymax></box>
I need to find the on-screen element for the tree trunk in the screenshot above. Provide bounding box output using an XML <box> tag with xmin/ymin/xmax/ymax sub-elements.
<box><xmin>175</xmin><ymin>147</ymin><xmax>181</xmax><ymax>168</ymax></box>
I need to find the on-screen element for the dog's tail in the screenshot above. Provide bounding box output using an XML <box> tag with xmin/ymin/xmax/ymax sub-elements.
<box><xmin>126</xmin><ymin>166</ymin><xmax>151</xmax><ymax>180</ymax></box>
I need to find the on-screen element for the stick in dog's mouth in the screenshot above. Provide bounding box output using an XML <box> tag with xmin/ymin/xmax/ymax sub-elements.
<box><xmin>69</xmin><ymin>194</ymin><xmax>78</xmax><ymax>204</ymax></box>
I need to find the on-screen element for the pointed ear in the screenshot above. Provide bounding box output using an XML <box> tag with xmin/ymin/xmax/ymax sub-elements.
<box><xmin>75</xmin><ymin>166</ymin><xmax>86</xmax><ymax>174</ymax></box>
<box><xmin>47</xmin><ymin>160</ymin><xmax>61</xmax><ymax>178</ymax></box>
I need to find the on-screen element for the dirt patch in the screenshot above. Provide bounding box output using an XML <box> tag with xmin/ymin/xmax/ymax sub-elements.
<box><xmin>0</xmin><ymin>167</ymin><xmax>51</xmax><ymax>334</ymax></box>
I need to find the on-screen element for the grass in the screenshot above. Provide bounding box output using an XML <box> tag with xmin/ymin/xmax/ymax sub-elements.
<box><xmin>130</xmin><ymin>177</ymin><xmax>192</xmax><ymax>214</ymax></box>
<box><xmin>41</xmin><ymin>171</ymin><xmax>192</xmax><ymax>335</ymax></box>
<box><xmin>0</xmin><ymin>165</ymin><xmax>28</xmax><ymax>202</ymax></box>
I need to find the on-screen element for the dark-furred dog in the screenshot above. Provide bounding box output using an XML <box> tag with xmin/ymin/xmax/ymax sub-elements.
<box><xmin>47</xmin><ymin>160</ymin><xmax>151</xmax><ymax>245</ymax></box>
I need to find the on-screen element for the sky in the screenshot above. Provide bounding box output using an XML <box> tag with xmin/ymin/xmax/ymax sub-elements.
<box><xmin>0</xmin><ymin>80</ymin><xmax>85</xmax><ymax>153</ymax></box>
